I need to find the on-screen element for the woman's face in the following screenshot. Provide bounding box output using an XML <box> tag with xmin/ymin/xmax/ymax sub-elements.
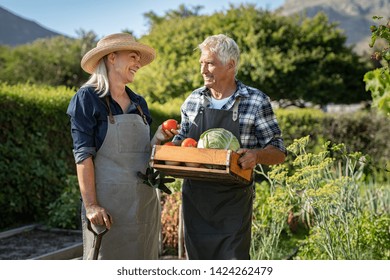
<box><xmin>108</xmin><ymin>50</ymin><xmax>141</xmax><ymax>84</ymax></box>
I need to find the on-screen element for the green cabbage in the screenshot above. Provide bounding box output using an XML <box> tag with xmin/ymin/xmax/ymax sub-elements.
<box><xmin>197</xmin><ymin>128</ymin><xmax>240</xmax><ymax>151</ymax></box>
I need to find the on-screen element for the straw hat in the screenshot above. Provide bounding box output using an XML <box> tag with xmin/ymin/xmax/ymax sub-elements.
<box><xmin>81</xmin><ymin>33</ymin><xmax>156</xmax><ymax>74</ymax></box>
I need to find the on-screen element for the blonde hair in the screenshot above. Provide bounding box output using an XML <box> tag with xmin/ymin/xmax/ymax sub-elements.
<box><xmin>82</xmin><ymin>58</ymin><xmax>110</xmax><ymax>97</ymax></box>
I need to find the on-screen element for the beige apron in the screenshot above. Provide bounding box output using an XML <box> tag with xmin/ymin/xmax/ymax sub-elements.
<box><xmin>81</xmin><ymin>113</ymin><xmax>160</xmax><ymax>260</ymax></box>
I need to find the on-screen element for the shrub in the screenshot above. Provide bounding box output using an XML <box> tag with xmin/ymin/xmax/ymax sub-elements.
<box><xmin>251</xmin><ymin>136</ymin><xmax>390</xmax><ymax>260</ymax></box>
<box><xmin>46</xmin><ymin>175</ymin><xmax>81</xmax><ymax>230</ymax></box>
<box><xmin>0</xmin><ymin>83</ymin><xmax>75</xmax><ymax>228</ymax></box>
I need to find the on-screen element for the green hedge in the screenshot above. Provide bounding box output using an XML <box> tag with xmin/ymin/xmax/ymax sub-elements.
<box><xmin>0</xmin><ymin>83</ymin><xmax>75</xmax><ymax>228</ymax></box>
<box><xmin>276</xmin><ymin>108</ymin><xmax>390</xmax><ymax>180</ymax></box>
<box><xmin>0</xmin><ymin>83</ymin><xmax>388</xmax><ymax>230</ymax></box>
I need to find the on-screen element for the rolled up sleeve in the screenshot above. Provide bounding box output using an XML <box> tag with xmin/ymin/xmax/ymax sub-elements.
<box><xmin>67</xmin><ymin>88</ymin><xmax>99</xmax><ymax>164</ymax></box>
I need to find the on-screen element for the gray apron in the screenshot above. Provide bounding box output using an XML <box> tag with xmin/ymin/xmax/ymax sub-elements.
<box><xmin>81</xmin><ymin>112</ymin><xmax>160</xmax><ymax>260</ymax></box>
<box><xmin>182</xmin><ymin>97</ymin><xmax>254</xmax><ymax>260</ymax></box>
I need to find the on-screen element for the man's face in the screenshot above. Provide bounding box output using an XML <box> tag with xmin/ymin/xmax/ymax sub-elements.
<box><xmin>199</xmin><ymin>49</ymin><xmax>232</xmax><ymax>90</ymax></box>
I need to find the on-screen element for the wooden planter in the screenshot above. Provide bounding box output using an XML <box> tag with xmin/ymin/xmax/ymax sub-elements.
<box><xmin>150</xmin><ymin>145</ymin><xmax>253</xmax><ymax>185</ymax></box>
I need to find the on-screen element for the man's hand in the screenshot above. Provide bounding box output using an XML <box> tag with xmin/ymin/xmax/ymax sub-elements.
<box><xmin>237</xmin><ymin>146</ymin><xmax>286</xmax><ymax>168</ymax></box>
<box><xmin>237</xmin><ymin>149</ymin><xmax>258</xmax><ymax>170</ymax></box>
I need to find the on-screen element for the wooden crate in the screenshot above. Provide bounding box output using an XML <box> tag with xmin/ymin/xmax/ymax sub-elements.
<box><xmin>150</xmin><ymin>145</ymin><xmax>253</xmax><ymax>184</ymax></box>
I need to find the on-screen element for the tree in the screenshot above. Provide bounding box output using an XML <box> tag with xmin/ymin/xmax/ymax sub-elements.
<box><xmin>133</xmin><ymin>4</ymin><xmax>370</xmax><ymax>107</ymax></box>
<box><xmin>0</xmin><ymin>30</ymin><xmax>98</xmax><ymax>88</ymax></box>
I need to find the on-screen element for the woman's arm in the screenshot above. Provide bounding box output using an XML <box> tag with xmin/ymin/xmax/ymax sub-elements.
<box><xmin>76</xmin><ymin>157</ymin><xmax>112</xmax><ymax>229</ymax></box>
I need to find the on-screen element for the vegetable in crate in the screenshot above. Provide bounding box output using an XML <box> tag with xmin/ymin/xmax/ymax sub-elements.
<box><xmin>197</xmin><ymin>128</ymin><xmax>240</xmax><ymax>151</ymax></box>
<box><xmin>181</xmin><ymin>138</ymin><xmax>200</xmax><ymax>167</ymax></box>
<box><xmin>197</xmin><ymin>128</ymin><xmax>240</xmax><ymax>169</ymax></box>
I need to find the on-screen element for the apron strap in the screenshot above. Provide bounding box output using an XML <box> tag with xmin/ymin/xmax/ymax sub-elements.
<box><xmin>136</xmin><ymin>104</ymin><xmax>148</xmax><ymax>125</ymax></box>
<box><xmin>105</xmin><ymin>96</ymin><xmax>115</xmax><ymax>124</ymax></box>
<box><xmin>199</xmin><ymin>94</ymin><xmax>240</xmax><ymax>120</ymax></box>
<box><xmin>232</xmin><ymin>97</ymin><xmax>240</xmax><ymax>121</ymax></box>
<box><xmin>105</xmin><ymin>96</ymin><xmax>148</xmax><ymax>125</ymax></box>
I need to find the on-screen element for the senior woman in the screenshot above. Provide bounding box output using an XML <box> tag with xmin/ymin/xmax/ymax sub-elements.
<box><xmin>67</xmin><ymin>33</ymin><xmax>175</xmax><ymax>260</ymax></box>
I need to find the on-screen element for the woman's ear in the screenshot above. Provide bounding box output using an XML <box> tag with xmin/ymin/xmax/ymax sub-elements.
<box><xmin>107</xmin><ymin>52</ymin><xmax>116</xmax><ymax>64</ymax></box>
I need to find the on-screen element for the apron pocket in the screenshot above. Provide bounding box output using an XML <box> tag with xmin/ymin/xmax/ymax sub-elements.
<box><xmin>96</xmin><ymin>183</ymin><xmax>159</xmax><ymax>225</ymax></box>
<box><xmin>117</xmin><ymin>122</ymin><xmax>150</xmax><ymax>153</ymax></box>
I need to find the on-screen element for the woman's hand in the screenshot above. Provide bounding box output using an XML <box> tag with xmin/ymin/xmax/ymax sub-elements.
<box><xmin>151</xmin><ymin>124</ymin><xmax>180</xmax><ymax>146</ymax></box>
<box><xmin>85</xmin><ymin>204</ymin><xmax>113</xmax><ymax>230</ymax></box>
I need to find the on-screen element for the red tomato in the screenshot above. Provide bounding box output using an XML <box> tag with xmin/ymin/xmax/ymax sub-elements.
<box><xmin>163</xmin><ymin>141</ymin><xmax>176</xmax><ymax>146</ymax></box>
<box><xmin>162</xmin><ymin>119</ymin><xmax>178</xmax><ymax>131</ymax></box>
<box><xmin>181</xmin><ymin>138</ymin><xmax>198</xmax><ymax>147</ymax></box>
<box><xmin>181</xmin><ymin>138</ymin><xmax>200</xmax><ymax>167</ymax></box>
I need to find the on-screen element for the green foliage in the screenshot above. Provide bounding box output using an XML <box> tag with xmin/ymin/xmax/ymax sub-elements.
<box><xmin>0</xmin><ymin>6</ymin><xmax>371</xmax><ymax>107</ymax></box>
<box><xmin>275</xmin><ymin>108</ymin><xmax>326</xmax><ymax>150</ymax></box>
<box><xmin>364</xmin><ymin>16</ymin><xmax>390</xmax><ymax>117</ymax></box>
<box><xmin>322</xmin><ymin>110</ymin><xmax>390</xmax><ymax>180</ymax></box>
<box><xmin>0</xmin><ymin>31</ymin><xmax>97</xmax><ymax>88</ymax></box>
<box><xmin>251</xmin><ymin>180</ymin><xmax>292</xmax><ymax>260</ymax></box>
<box><xmin>46</xmin><ymin>175</ymin><xmax>81</xmax><ymax>229</ymax></box>
<box><xmin>133</xmin><ymin>5</ymin><xmax>370</xmax><ymax>106</ymax></box>
<box><xmin>1</xmin><ymin>83</ymin><xmax>389</xmax><ymax>236</ymax></box>
<box><xmin>364</xmin><ymin>69</ymin><xmax>390</xmax><ymax>115</ymax></box>
<box><xmin>251</xmin><ymin>136</ymin><xmax>390</xmax><ymax>260</ymax></box>
<box><xmin>276</xmin><ymin>108</ymin><xmax>390</xmax><ymax>181</ymax></box>
<box><xmin>0</xmin><ymin>83</ymin><xmax>75</xmax><ymax>228</ymax></box>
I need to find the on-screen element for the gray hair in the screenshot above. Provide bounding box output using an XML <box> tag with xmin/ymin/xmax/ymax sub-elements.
<box><xmin>198</xmin><ymin>34</ymin><xmax>240</xmax><ymax>75</ymax></box>
<box><xmin>82</xmin><ymin>58</ymin><xmax>110</xmax><ymax>97</ymax></box>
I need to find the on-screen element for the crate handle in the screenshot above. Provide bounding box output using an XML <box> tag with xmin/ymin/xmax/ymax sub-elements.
<box><xmin>226</xmin><ymin>150</ymin><xmax>232</xmax><ymax>166</ymax></box>
<box><xmin>150</xmin><ymin>145</ymin><xmax>157</xmax><ymax>160</ymax></box>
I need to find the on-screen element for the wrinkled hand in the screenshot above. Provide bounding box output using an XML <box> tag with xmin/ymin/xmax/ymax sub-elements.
<box><xmin>237</xmin><ymin>148</ymin><xmax>258</xmax><ymax>170</ymax></box>
<box><xmin>85</xmin><ymin>204</ymin><xmax>113</xmax><ymax>230</ymax></box>
<box><xmin>137</xmin><ymin>167</ymin><xmax>174</xmax><ymax>194</ymax></box>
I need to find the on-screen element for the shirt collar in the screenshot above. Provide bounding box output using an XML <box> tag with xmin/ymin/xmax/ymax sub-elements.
<box><xmin>199</xmin><ymin>79</ymin><xmax>250</xmax><ymax>99</ymax></box>
<box><xmin>234</xmin><ymin>80</ymin><xmax>250</xmax><ymax>98</ymax></box>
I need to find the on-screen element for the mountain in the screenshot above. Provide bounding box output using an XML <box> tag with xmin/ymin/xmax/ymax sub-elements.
<box><xmin>1</xmin><ymin>1</ymin><xmax>388</xmax><ymax>53</ymax></box>
<box><xmin>278</xmin><ymin>0</ymin><xmax>390</xmax><ymax>54</ymax></box>
<box><xmin>0</xmin><ymin>6</ymin><xmax>62</xmax><ymax>46</ymax></box>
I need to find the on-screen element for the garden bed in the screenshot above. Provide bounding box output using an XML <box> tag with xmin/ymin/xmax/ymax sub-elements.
<box><xmin>0</xmin><ymin>224</ymin><xmax>82</xmax><ymax>260</ymax></box>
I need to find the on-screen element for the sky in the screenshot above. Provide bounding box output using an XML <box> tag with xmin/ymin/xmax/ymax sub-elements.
<box><xmin>0</xmin><ymin>0</ymin><xmax>285</xmax><ymax>38</ymax></box>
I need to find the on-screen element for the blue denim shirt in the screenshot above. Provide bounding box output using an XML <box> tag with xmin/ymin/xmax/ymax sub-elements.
<box><xmin>66</xmin><ymin>86</ymin><xmax>152</xmax><ymax>164</ymax></box>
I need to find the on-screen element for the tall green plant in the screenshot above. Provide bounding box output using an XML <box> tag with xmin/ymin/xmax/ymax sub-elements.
<box><xmin>251</xmin><ymin>136</ymin><xmax>390</xmax><ymax>260</ymax></box>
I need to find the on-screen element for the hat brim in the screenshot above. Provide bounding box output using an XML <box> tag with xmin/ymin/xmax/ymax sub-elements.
<box><xmin>81</xmin><ymin>41</ymin><xmax>156</xmax><ymax>74</ymax></box>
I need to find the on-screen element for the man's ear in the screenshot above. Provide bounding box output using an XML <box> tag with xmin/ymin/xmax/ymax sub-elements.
<box><xmin>228</xmin><ymin>60</ymin><xmax>236</xmax><ymax>71</ymax></box>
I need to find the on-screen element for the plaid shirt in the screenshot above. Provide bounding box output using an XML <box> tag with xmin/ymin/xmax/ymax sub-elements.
<box><xmin>173</xmin><ymin>80</ymin><xmax>286</xmax><ymax>154</ymax></box>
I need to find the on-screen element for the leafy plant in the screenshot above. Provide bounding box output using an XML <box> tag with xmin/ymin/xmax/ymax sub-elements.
<box><xmin>251</xmin><ymin>136</ymin><xmax>390</xmax><ymax>260</ymax></box>
<box><xmin>46</xmin><ymin>175</ymin><xmax>81</xmax><ymax>230</ymax></box>
<box><xmin>135</xmin><ymin>6</ymin><xmax>370</xmax><ymax>106</ymax></box>
<box><xmin>364</xmin><ymin>16</ymin><xmax>390</xmax><ymax>117</ymax></box>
